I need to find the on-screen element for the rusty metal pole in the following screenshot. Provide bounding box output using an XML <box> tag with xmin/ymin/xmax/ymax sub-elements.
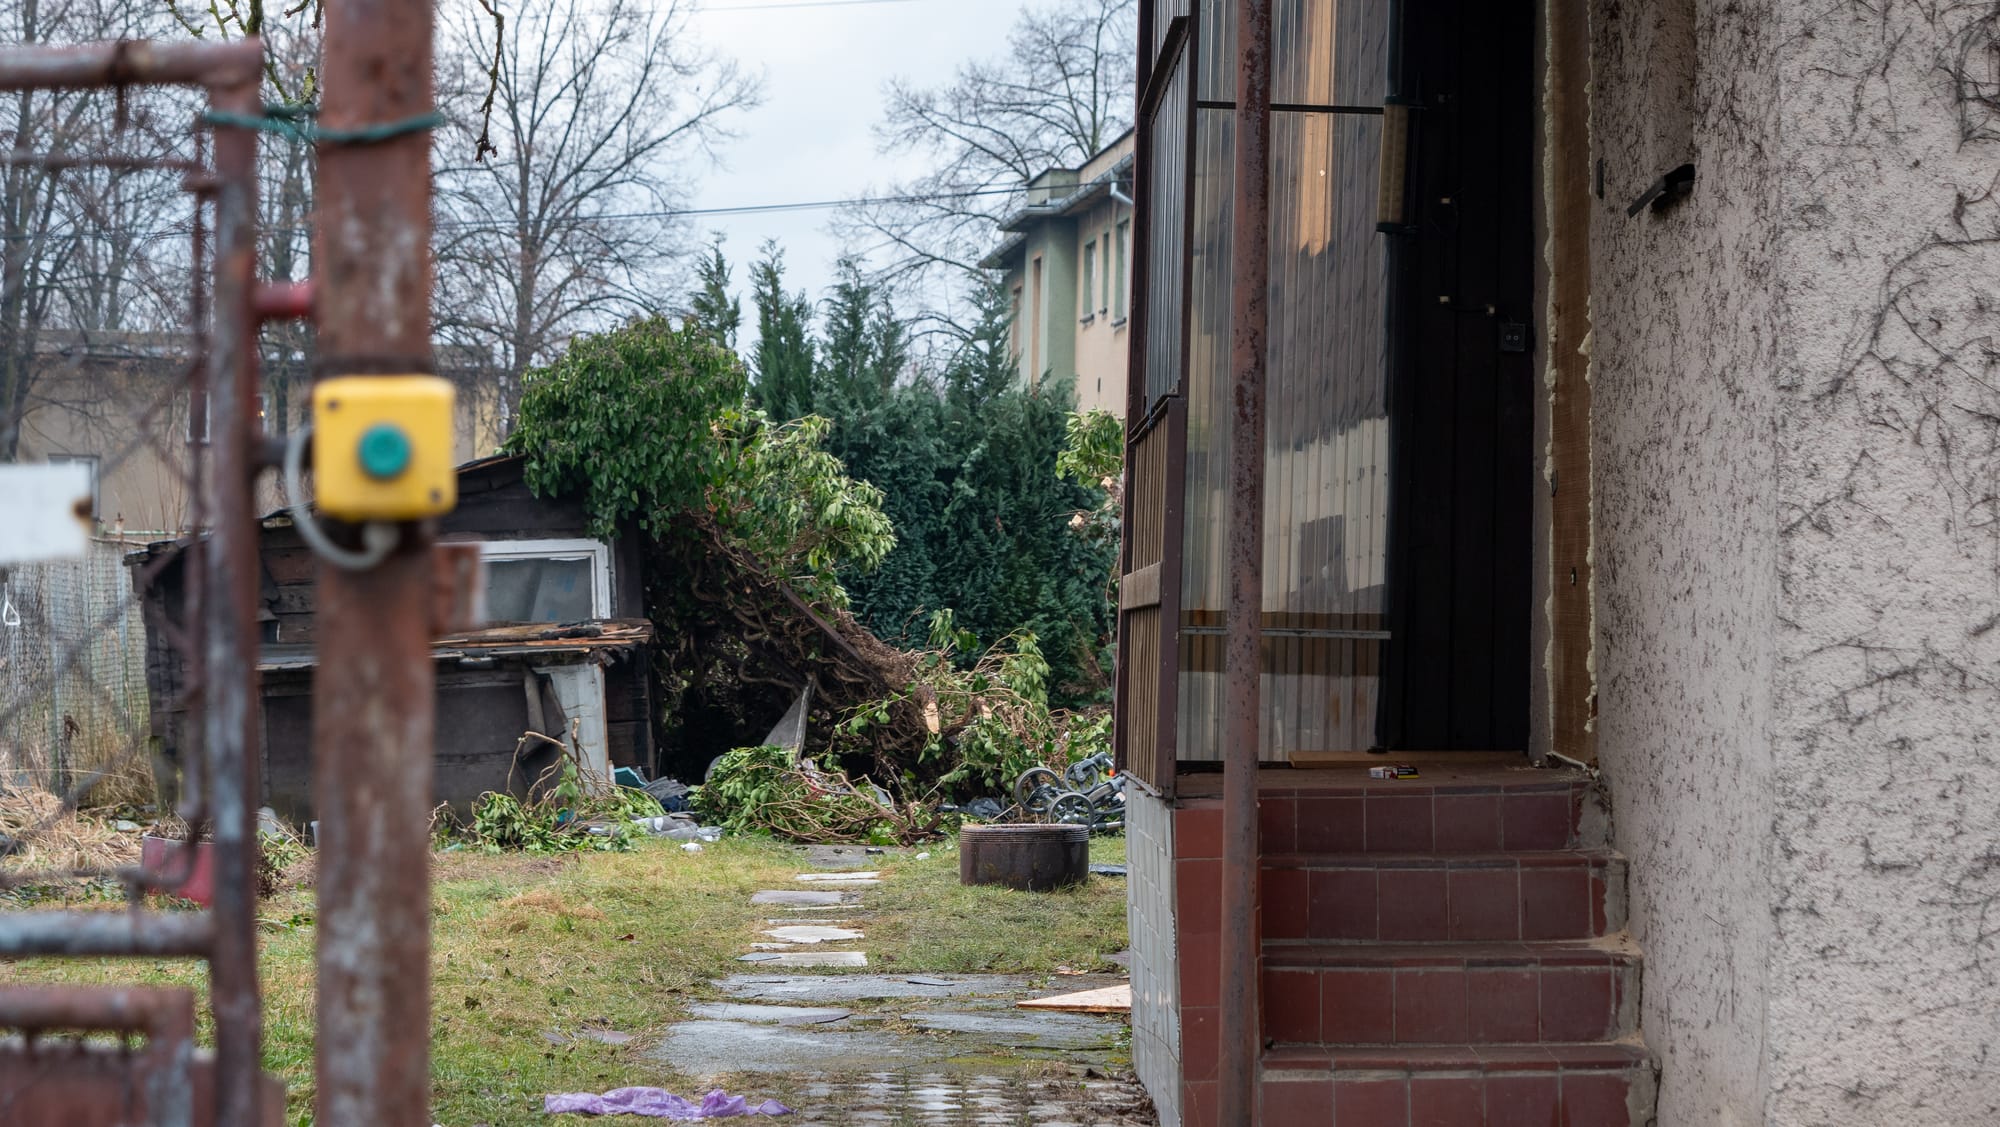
<box><xmin>1220</xmin><ymin>0</ymin><xmax>1273</xmax><ymax>1121</ymax></box>
<box><xmin>311</xmin><ymin>3</ymin><xmax>438</xmax><ymax>1125</ymax></box>
<box><xmin>201</xmin><ymin>68</ymin><xmax>267</xmax><ymax>1127</ymax></box>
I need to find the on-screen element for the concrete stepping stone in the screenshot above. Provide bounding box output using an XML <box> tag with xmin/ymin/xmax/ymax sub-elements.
<box><xmin>795</xmin><ymin>871</ymin><xmax>880</xmax><ymax>883</ymax></box>
<box><xmin>751</xmin><ymin>889</ymin><xmax>854</xmax><ymax>906</ymax></box>
<box><xmin>717</xmin><ymin>974</ymin><xmax>1038</xmax><ymax>1002</ymax></box>
<box><xmin>736</xmin><ymin>950</ymin><xmax>868</xmax><ymax>968</ymax></box>
<box><xmin>687</xmin><ymin>1002</ymin><xmax>854</xmax><ymax>1025</ymax></box>
<box><xmin>761</xmin><ymin>924</ymin><xmax>864</xmax><ymax>945</ymax></box>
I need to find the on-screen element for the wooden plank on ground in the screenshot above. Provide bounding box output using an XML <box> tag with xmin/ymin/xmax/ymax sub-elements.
<box><xmin>1017</xmin><ymin>983</ymin><xmax>1131</xmax><ymax>1014</ymax></box>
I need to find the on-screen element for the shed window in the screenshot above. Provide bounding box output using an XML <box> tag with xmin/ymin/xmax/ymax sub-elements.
<box><xmin>477</xmin><ymin>538</ymin><xmax>611</xmax><ymax>623</ymax></box>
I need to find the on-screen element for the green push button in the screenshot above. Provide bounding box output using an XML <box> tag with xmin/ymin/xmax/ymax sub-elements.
<box><xmin>357</xmin><ymin>423</ymin><xmax>414</xmax><ymax>480</ymax></box>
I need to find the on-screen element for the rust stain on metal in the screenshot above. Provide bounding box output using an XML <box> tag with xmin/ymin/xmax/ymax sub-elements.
<box><xmin>0</xmin><ymin>36</ymin><xmax>279</xmax><ymax>1127</ymax></box>
<box><xmin>311</xmin><ymin>3</ymin><xmax>440</xmax><ymax>1124</ymax></box>
<box><xmin>0</xmin><ymin>985</ymin><xmax>196</xmax><ymax>1127</ymax></box>
<box><xmin>430</xmin><ymin>542</ymin><xmax>486</xmax><ymax>635</ymax></box>
<box><xmin>1219</xmin><ymin>0</ymin><xmax>1273</xmax><ymax>1122</ymax></box>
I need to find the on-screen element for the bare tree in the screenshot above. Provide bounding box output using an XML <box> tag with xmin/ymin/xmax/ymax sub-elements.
<box><xmin>838</xmin><ymin>0</ymin><xmax>1135</xmax><ymax>336</ymax></box>
<box><xmin>0</xmin><ymin>0</ymin><xmax>194</xmax><ymax>461</ymax></box>
<box><xmin>433</xmin><ymin>0</ymin><xmax>761</xmax><ymax>422</ymax></box>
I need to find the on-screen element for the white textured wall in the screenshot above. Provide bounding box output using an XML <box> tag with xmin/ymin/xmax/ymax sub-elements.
<box><xmin>1763</xmin><ymin>2</ymin><xmax>2000</xmax><ymax>1122</ymax></box>
<box><xmin>1591</xmin><ymin>0</ymin><xmax>2000</xmax><ymax>1123</ymax></box>
<box><xmin>1589</xmin><ymin>0</ymin><xmax>1783</xmax><ymax>1121</ymax></box>
<box><xmin>1125</xmin><ymin>785</ymin><xmax>1181</xmax><ymax>1127</ymax></box>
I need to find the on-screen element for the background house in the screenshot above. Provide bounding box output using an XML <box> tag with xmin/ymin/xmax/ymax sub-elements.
<box><xmin>131</xmin><ymin>454</ymin><xmax>656</xmax><ymax>824</ymax></box>
<box><xmin>1117</xmin><ymin>1</ymin><xmax>2000</xmax><ymax>1125</ymax></box>
<box><xmin>12</xmin><ymin>330</ymin><xmax>512</xmax><ymax>538</ymax></box>
<box><xmin>982</xmin><ymin>129</ymin><xmax>1135</xmax><ymax>417</ymax></box>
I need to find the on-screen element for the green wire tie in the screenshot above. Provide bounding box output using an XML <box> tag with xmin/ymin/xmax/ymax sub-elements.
<box><xmin>200</xmin><ymin>103</ymin><xmax>444</xmax><ymax>146</ymax></box>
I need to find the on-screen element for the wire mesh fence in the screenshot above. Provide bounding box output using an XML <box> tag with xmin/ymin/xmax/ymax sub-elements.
<box><xmin>0</xmin><ymin>540</ymin><xmax>155</xmax><ymax>808</ymax></box>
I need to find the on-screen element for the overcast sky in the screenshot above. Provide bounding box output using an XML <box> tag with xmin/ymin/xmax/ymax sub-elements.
<box><xmin>683</xmin><ymin>0</ymin><xmax>1032</xmax><ymax>339</ymax></box>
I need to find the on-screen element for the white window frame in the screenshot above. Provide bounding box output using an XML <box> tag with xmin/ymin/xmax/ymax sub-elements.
<box><xmin>47</xmin><ymin>453</ymin><xmax>100</xmax><ymax>519</ymax></box>
<box><xmin>475</xmin><ymin>538</ymin><xmax>613</xmax><ymax>620</ymax></box>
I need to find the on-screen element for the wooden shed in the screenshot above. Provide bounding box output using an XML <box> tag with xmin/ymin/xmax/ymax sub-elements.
<box><xmin>132</xmin><ymin>454</ymin><xmax>657</xmax><ymax>823</ymax></box>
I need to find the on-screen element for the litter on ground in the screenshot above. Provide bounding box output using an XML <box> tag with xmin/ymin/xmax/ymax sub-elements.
<box><xmin>543</xmin><ymin>1087</ymin><xmax>791</xmax><ymax>1118</ymax></box>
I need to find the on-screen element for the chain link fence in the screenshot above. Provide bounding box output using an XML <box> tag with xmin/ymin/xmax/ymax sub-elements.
<box><xmin>0</xmin><ymin>540</ymin><xmax>154</xmax><ymax>808</ymax></box>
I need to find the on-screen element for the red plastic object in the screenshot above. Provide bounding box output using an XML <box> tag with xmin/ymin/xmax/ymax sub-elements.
<box><xmin>140</xmin><ymin>834</ymin><xmax>216</xmax><ymax>907</ymax></box>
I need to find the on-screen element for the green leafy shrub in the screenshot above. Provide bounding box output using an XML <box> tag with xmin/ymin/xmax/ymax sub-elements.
<box><xmin>696</xmin><ymin>745</ymin><xmax>941</xmax><ymax>845</ymax></box>
<box><xmin>459</xmin><ymin>747</ymin><xmax>665</xmax><ymax>855</ymax></box>
<box><xmin>506</xmin><ymin>316</ymin><xmax>749</xmax><ymax>539</ymax></box>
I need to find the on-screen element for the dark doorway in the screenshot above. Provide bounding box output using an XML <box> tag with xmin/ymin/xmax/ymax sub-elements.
<box><xmin>1379</xmin><ymin>0</ymin><xmax>1537</xmax><ymax>750</ymax></box>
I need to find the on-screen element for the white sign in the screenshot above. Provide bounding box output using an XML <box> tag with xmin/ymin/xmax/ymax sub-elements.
<box><xmin>0</xmin><ymin>463</ymin><xmax>95</xmax><ymax>564</ymax></box>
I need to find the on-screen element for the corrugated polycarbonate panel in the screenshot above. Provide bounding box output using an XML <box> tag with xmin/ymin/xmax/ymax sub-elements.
<box><xmin>1154</xmin><ymin>0</ymin><xmax>1190</xmax><ymax>56</ymax></box>
<box><xmin>1143</xmin><ymin>58</ymin><xmax>1191</xmax><ymax>404</ymax></box>
<box><xmin>1198</xmin><ymin>0</ymin><xmax>1389</xmax><ymax>107</ymax></box>
<box><xmin>1178</xmin><ymin>108</ymin><xmax>1389</xmax><ymax>760</ymax></box>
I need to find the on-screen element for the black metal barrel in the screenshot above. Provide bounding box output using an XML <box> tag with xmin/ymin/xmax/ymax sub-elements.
<box><xmin>958</xmin><ymin>823</ymin><xmax>1090</xmax><ymax>891</ymax></box>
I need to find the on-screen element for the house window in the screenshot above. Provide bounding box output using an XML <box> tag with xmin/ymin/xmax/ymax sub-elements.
<box><xmin>1010</xmin><ymin>283</ymin><xmax>1024</xmax><ymax>358</ymax></box>
<box><xmin>47</xmin><ymin>453</ymin><xmax>100</xmax><ymax>519</ymax></box>
<box><xmin>1030</xmin><ymin>255</ymin><xmax>1045</xmax><ymax>386</ymax></box>
<box><xmin>477</xmin><ymin>538</ymin><xmax>611</xmax><ymax>624</ymax></box>
<box><xmin>187</xmin><ymin>391</ymin><xmax>270</xmax><ymax>444</ymax></box>
<box><xmin>1114</xmin><ymin>220</ymin><xmax>1131</xmax><ymax>321</ymax></box>
<box><xmin>1081</xmin><ymin>241</ymin><xmax>1098</xmax><ymax>323</ymax></box>
<box><xmin>1101</xmin><ymin>232</ymin><xmax>1113</xmax><ymax>313</ymax></box>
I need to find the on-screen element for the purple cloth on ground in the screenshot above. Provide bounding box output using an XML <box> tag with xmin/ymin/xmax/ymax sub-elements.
<box><xmin>544</xmin><ymin>1087</ymin><xmax>792</xmax><ymax>1118</ymax></box>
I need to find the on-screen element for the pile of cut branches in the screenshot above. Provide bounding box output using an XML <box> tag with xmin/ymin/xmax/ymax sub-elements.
<box><xmin>696</xmin><ymin>745</ymin><xmax>945</xmax><ymax>845</ymax></box>
<box><xmin>450</xmin><ymin>727</ymin><xmax>666</xmax><ymax>854</ymax></box>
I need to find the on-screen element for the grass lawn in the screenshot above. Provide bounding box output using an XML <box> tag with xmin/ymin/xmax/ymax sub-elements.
<box><xmin>0</xmin><ymin>834</ymin><xmax>1130</xmax><ymax>1125</ymax></box>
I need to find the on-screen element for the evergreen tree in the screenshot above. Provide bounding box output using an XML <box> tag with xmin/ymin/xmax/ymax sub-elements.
<box><xmin>748</xmin><ymin>240</ymin><xmax>816</xmax><ymax>420</ymax></box>
<box><xmin>943</xmin><ymin>276</ymin><xmax>1024</xmax><ymax>413</ymax></box>
<box><xmin>687</xmin><ymin>234</ymin><xmax>741</xmax><ymax>349</ymax></box>
<box><xmin>814</xmin><ymin>258</ymin><xmax>907</xmax><ymax>415</ymax></box>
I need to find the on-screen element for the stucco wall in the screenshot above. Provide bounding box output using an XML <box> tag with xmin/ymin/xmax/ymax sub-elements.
<box><xmin>1762</xmin><ymin>3</ymin><xmax>2000</xmax><ymax>1122</ymax></box>
<box><xmin>1591</xmin><ymin>0</ymin><xmax>2000</xmax><ymax>1123</ymax></box>
<box><xmin>1073</xmin><ymin>193</ymin><xmax>1133</xmax><ymax>418</ymax></box>
<box><xmin>1587</xmin><ymin>0</ymin><xmax>1783</xmax><ymax>1122</ymax></box>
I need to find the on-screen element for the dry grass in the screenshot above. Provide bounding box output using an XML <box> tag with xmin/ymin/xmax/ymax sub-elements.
<box><xmin>0</xmin><ymin>786</ymin><xmax>144</xmax><ymax>874</ymax></box>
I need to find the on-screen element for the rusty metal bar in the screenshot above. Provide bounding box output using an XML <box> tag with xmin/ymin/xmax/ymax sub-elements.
<box><xmin>0</xmin><ymin>39</ymin><xmax>261</xmax><ymax>91</ymax></box>
<box><xmin>0</xmin><ymin>986</ymin><xmax>196</xmax><ymax>1127</ymax></box>
<box><xmin>254</xmin><ymin>280</ymin><xmax>315</xmax><ymax>322</ymax></box>
<box><xmin>1219</xmin><ymin>0</ymin><xmax>1272</xmax><ymax>1120</ymax></box>
<box><xmin>200</xmin><ymin>67</ymin><xmax>267</xmax><ymax>1127</ymax></box>
<box><xmin>0</xmin><ymin>911</ymin><xmax>215</xmax><ymax>958</ymax></box>
<box><xmin>311</xmin><ymin>2</ymin><xmax>438</xmax><ymax>1124</ymax></box>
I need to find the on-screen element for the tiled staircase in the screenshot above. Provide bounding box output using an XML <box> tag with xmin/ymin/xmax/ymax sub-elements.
<box><xmin>1186</xmin><ymin>765</ymin><xmax>1658</xmax><ymax>1125</ymax></box>
<box><xmin>1257</xmin><ymin>769</ymin><xmax>1657</xmax><ymax>1124</ymax></box>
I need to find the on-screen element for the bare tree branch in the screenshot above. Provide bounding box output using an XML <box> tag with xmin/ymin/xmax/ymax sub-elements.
<box><xmin>432</xmin><ymin>0</ymin><xmax>762</xmax><ymax>425</ymax></box>
<box><xmin>835</xmin><ymin>0</ymin><xmax>1135</xmax><ymax>335</ymax></box>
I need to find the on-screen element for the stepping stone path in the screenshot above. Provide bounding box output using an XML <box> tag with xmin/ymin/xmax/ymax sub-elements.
<box><xmin>761</xmin><ymin>924</ymin><xmax>865</xmax><ymax>945</ymax></box>
<box><xmin>749</xmin><ymin>889</ymin><xmax>853</xmax><ymax>906</ymax></box>
<box><xmin>736</xmin><ymin>950</ymin><xmax>869</xmax><ymax>968</ymax></box>
<box><xmin>653</xmin><ymin>854</ymin><xmax>1153</xmax><ymax>1123</ymax></box>
<box><xmin>741</xmin><ymin>862</ymin><xmax>881</xmax><ymax>968</ymax></box>
<box><xmin>794</xmin><ymin>871</ymin><xmax>881</xmax><ymax>887</ymax></box>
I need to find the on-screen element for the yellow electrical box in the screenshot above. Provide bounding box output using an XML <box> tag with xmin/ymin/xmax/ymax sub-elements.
<box><xmin>311</xmin><ymin>375</ymin><xmax>457</xmax><ymax>521</ymax></box>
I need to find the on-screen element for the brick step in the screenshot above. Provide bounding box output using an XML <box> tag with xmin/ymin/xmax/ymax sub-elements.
<box><xmin>1252</xmin><ymin>781</ymin><xmax>1598</xmax><ymax>856</ymax></box>
<box><xmin>1258</xmin><ymin>1042</ymin><xmax>1656</xmax><ymax>1126</ymax></box>
<box><xmin>1262</xmin><ymin>851</ymin><xmax>1626</xmax><ymax>943</ymax></box>
<box><xmin>1261</xmin><ymin>942</ymin><xmax>1640</xmax><ymax>1045</ymax></box>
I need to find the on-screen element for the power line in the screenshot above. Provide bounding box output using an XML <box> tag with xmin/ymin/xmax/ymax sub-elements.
<box><xmin>0</xmin><ymin>178</ymin><xmax>1130</xmax><ymax>243</ymax></box>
